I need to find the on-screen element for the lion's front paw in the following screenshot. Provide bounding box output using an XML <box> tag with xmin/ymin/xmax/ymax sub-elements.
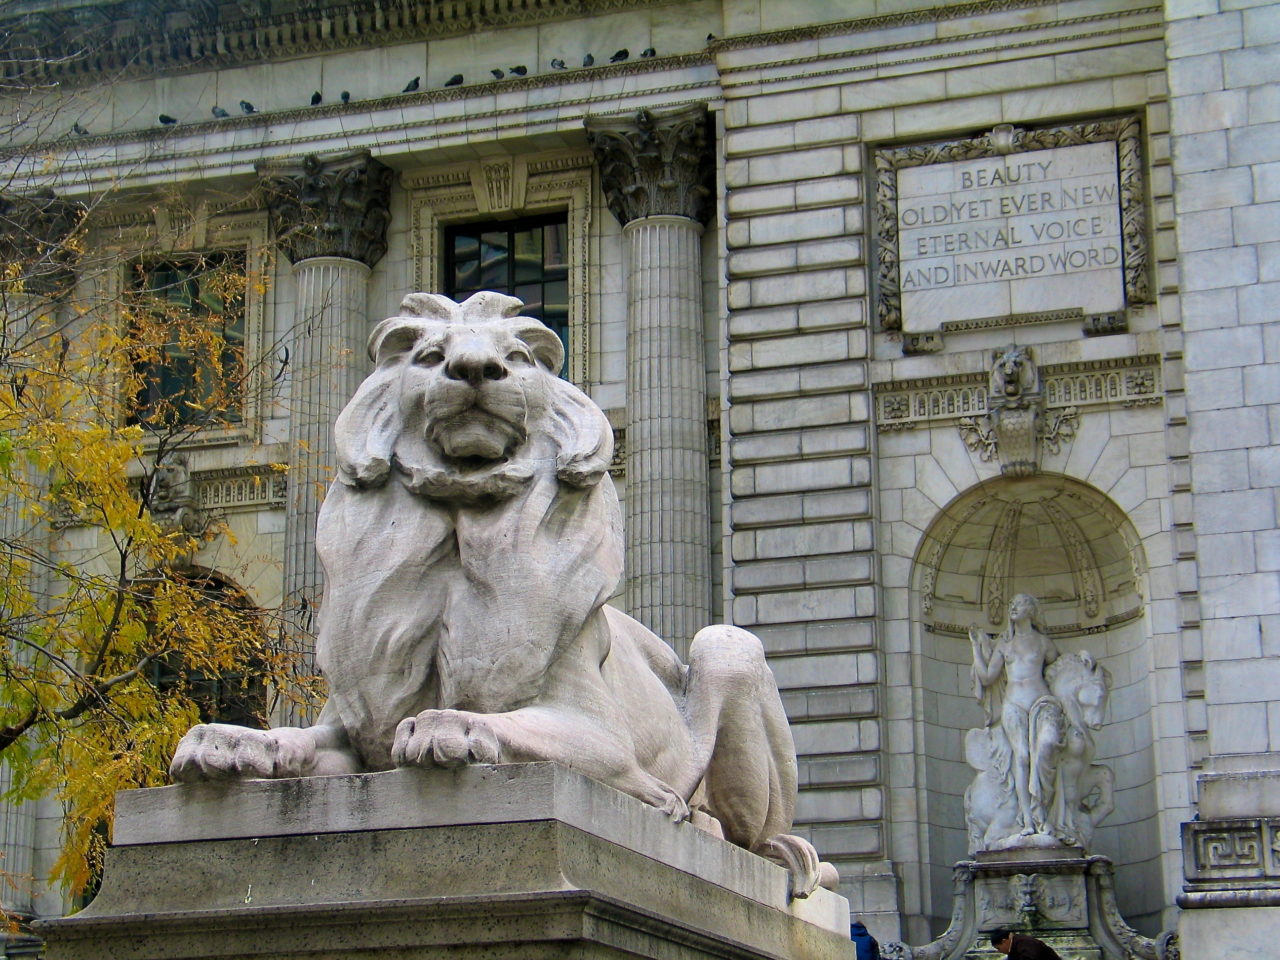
<box><xmin>169</xmin><ymin>724</ymin><xmax>315</xmax><ymax>782</ymax></box>
<box><xmin>391</xmin><ymin>709</ymin><xmax>501</xmax><ymax>768</ymax></box>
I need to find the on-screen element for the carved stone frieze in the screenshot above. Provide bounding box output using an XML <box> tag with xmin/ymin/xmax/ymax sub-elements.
<box><xmin>0</xmin><ymin>190</ymin><xmax>86</xmax><ymax>297</ymax></box>
<box><xmin>258</xmin><ymin>151</ymin><xmax>393</xmax><ymax>268</ymax></box>
<box><xmin>874</xmin><ymin>117</ymin><xmax>1149</xmax><ymax>332</ymax></box>
<box><xmin>875</xmin><ymin>355</ymin><xmax>1162</xmax><ymax>432</ymax></box>
<box><xmin>585</xmin><ymin>104</ymin><xmax>715</xmax><ymax>226</ymax></box>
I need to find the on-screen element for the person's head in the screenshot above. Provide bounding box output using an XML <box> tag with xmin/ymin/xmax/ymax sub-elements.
<box><xmin>989</xmin><ymin>929</ymin><xmax>1014</xmax><ymax>954</ymax></box>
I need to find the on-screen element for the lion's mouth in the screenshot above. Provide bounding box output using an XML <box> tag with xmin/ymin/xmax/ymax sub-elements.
<box><xmin>427</xmin><ymin>408</ymin><xmax>526</xmax><ymax>464</ymax></box>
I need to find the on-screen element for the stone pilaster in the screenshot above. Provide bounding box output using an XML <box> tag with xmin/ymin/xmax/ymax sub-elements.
<box><xmin>0</xmin><ymin>191</ymin><xmax>81</xmax><ymax>925</ymax></box>
<box><xmin>586</xmin><ymin>104</ymin><xmax>714</xmax><ymax>650</ymax></box>
<box><xmin>259</xmin><ymin>152</ymin><xmax>391</xmax><ymax>706</ymax></box>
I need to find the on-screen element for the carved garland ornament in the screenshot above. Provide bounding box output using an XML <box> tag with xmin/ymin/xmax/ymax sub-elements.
<box><xmin>873</xmin><ymin>117</ymin><xmax>1149</xmax><ymax>332</ymax></box>
<box><xmin>585</xmin><ymin>103</ymin><xmax>715</xmax><ymax>226</ymax></box>
<box><xmin>955</xmin><ymin>345</ymin><xmax>1080</xmax><ymax>478</ymax></box>
<box><xmin>258</xmin><ymin>151</ymin><xmax>393</xmax><ymax>268</ymax></box>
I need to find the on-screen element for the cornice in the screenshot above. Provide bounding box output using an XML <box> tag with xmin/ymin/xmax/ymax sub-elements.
<box><xmin>708</xmin><ymin>0</ymin><xmax>1155</xmax><ymax>55</ymax></box>
<box><xmin>0</xmin><ymin>0</ymin><xmax>684</xmax><ymax>87</ymax></box>
<box><xmin>8</xmin><ymin>52</ymin><xmax>713</xmax><ymax>160</ymax></box>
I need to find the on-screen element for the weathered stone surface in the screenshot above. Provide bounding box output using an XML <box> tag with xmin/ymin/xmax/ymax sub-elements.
<box><xmin>965</xmin><ymin>594</ymin><xmax>1115</xmax><ymax>853</ymax></box>
<box><xmin>40</xmin><ymin>765</ymin><xmax>852</xmax><ymax>960</ymax></box>
<box><xmin>170</xmin><ymin>293</ymin><xmax>833</xmax><ymax>898</ymax></box>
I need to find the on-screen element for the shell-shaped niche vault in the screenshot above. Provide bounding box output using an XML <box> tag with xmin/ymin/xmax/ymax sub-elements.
<box><xmin>910</xmin><ymin>475</ymin><xmax>1162</xmax><ymax>937</ymax></box>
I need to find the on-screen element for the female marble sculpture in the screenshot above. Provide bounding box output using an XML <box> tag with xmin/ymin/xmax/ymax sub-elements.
<box><xmin>169</xmin><ymin>292</ymin><xmax>837</xmax><ymax>897</ymax></box>
<box><xmin>964</xmin><ymin>594</ymin><xmax>1114</xmax><ymax>852</ymax></box>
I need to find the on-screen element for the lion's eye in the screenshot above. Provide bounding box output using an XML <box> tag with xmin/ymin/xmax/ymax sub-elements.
<box><xmin>505</xmin><ymin>349</ymin><xmax>532</xmax><ymax>365</ymax></box>
<box><xmin>414</xmin><ymin>349</ymin><xmax>445</xmax><ymax>366</ymax></box>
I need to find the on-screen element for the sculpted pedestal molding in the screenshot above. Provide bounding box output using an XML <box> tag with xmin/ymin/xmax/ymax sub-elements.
<box><xmin>586</xmin><ymin>104</ymin><xmax>715</xmax><ymax>647</ymax></box>
<box><xmin>258</xmin><ymin>150</ymin><xmax>392</xmax><ymax>693</ymax></box>
<box><xmin>38</xmin><ymin>766</ymin><xmax>853</xmax><ymax>960</ymax></box>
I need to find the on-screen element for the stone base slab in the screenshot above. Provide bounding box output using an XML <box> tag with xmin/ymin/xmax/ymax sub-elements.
<box><xmin>38</xmin><ymin>763</ymin><xmax>853</xmax><ymax>960</ymax></box>
<box><xmin>1178</xmin><ymin>905</ymin><xmax>1280</xmax><ymax>960</ymax></box>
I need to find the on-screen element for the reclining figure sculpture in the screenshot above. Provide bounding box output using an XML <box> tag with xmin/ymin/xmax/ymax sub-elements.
<box><xmin>171</xmin><ymin>292</ymin><xmax>837</xmax><ymax>897</ymax></box>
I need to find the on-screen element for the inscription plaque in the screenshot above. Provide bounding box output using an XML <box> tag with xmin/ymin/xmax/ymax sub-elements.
<box><xmin>896</xmin><ymin>142</ymin><xmax>1123</xmax><ymax>330</ymax></box>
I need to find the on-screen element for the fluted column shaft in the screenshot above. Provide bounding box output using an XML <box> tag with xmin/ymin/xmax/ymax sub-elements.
<box><xmin>259</xmin><ymin>150</ymin><xmax>391</xmax><ymax>714</ymax></box>
<box><xmin>586</xmin><ymin>104</ymin><xmax>715</xmax><ymax>648</ymax></box>
<box><xmin>623</xmin><ymin>216</ymin><xmax>710</xmax><ymax>648</ymax></box>
<box><xmin>282</xmin><ymin>257</ymin><xmax>370</xmax><ymax>664</ymax></box>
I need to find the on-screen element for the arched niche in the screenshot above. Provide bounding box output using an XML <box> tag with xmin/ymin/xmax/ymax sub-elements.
<box><xmin>910</xmin><ymin>474</ymin><xmax>1162</xmax><ymax>935</ymax></box>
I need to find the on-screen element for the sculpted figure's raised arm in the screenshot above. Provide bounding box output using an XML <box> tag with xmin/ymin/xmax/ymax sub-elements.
<box><xmin>963</xmin><ymin>594</ymin><xmax>1115</xmax><ymax>853</ymax></box>
<box><xmin>169</xmin><ymin>292</ymin><xmax>837</xmax><ymax>898</ymax></box>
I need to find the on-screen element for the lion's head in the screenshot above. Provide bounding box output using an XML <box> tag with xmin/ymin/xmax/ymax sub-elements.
<box><xmin>334</xmin><ymin>292</ymin><xmax>613</xmax><ymax>502</ymax></box>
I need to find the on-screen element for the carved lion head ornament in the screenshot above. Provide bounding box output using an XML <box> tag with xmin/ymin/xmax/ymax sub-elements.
<box><xmin>334</xmin><ymin>292</ymin><xmax>613</xmax><ymax>502</ymax></box>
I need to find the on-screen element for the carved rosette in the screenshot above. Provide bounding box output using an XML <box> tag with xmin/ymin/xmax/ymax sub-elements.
<box><xmin>0</xmin><ymin>190</ymin><xmax>86</xmax><ymax>297</ymax></box>
<box><xmin>258</xmin><ymin>151</ymin><xmax>393</xmax><ymax>267</ymax></box>
<box><xmin>585</xmin><ymin>104</ymin><xmax>714</xmax><ymax>226</ymax></box>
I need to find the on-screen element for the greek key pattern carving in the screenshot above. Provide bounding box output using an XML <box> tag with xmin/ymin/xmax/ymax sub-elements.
<box><xmin>1185</xmin><ymin>819</ymin><xmax>1280</xmax><ymax>881</ymax></box>
<box><xmin>874</xmin><ymin>116</ymin><xmax>1149</xmax><ymax>331</ymax></box>
<box><xmin>875</xmin><ymin>355</ymin><xmax>1161</xmax><ymax>430</ymax></box>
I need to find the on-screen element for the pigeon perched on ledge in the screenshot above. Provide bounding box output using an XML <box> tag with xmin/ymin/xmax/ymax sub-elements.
<box><xmin>610</xmin><ymin>49</ymin><xmax>628</xmax><ymax>63</ymax></box>
<box><xmin>310</xmin><ymin>91</ymin><xmax>322</xmax><ymax>105</ymax></box>
<box><xmin>444</xmin><ymin>74</ymin><xmax>463</xmax><ymax>87</ymax></box>
<box><xmin>239</xmin><ymin>100</ymin><xmax>256</xmax><ymax>114</ymax></box>
<box><xmin>158</xmin><ymin>114</ymin><xmax>177</xmax><ymax>125</ymax></box>
<box><xmin>403</xmin><ymin>76</ymin><xmax>420</xmax><ymax>92</ymax></box>
<box><xmin>211</xmin><ymin>105</ymin><xmax>229</xmax><ymax>118</ymax></box>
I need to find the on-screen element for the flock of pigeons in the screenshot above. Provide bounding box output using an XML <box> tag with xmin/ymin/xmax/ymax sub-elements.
<box><xmin>128</xmin><ymin>47</ymin><xmax>659</xmax><ymax>131</ymax></box>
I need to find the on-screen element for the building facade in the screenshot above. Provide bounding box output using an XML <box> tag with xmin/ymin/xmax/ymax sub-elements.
<box><xmin>2</xmin><ymin>0</ymin><xmax>1277</xmax><ymax>949</ymax></box>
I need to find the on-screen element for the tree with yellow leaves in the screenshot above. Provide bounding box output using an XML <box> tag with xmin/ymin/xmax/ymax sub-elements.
<box><xmin>0</xmin><ymin>189</ymin><xmax>305</xmax><ymax>906</ymax></box>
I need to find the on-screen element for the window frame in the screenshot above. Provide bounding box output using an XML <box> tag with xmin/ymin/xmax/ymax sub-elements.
<box><xmin>442</xmin><ymin>212</ymin><xmax>571</xmax><ymax>365</ymax></box>
<box><xmin>406</xmin><ymin>153</ymin><xmax>592</xmax><ymax>386</ymax></box>
<box><xmin>96</xmin><ymin>212</ymin><xmax>270</xmax><ymax>448</ymax></box>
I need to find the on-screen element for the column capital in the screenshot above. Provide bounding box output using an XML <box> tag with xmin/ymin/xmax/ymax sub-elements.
<box><xmin>258</xmin><ymin>150</ymin><xmax>394</xmax><ymax>268</ymax></box>
<box><xmin>0</xmin><ymin>190</ymin><xmax>86</xmax><ymax>297</ymax></box>
<box><xmin>585</xmin><ymin>103</ymin><xmax>714</xmax><ymax>227</ymax></box>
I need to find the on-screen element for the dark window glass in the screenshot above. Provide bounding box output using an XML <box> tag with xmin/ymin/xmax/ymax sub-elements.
<box><xmin>128</xmin><ymin>252</ymin><xmax>246</xmax><ymax>428</ymax></box>
<box><xmin>145</xmin><ymin>571</ymin><xmax>269</xmax><ymax>729</ymax></box>
<box><xmin>444</xmin><ymin>214</ymin><xmax>570</xmax><ymax>372</ymax></box>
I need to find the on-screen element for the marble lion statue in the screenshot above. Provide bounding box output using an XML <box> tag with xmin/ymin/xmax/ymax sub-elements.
<box><xmin>170</xmin><ymin>292</ymin><xmax>837</xmax><ymax>897</ymax></box>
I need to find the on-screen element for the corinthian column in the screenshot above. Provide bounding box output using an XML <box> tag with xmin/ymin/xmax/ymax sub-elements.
<box><xmin>586</xmin><ymin>104</ymin><xmax>715</xmax><ymax>650</ymax></box>
<box><xmin>259</xmin><ymin>151</ymin><xmax>392</xmax><ymax>703</ymax></box>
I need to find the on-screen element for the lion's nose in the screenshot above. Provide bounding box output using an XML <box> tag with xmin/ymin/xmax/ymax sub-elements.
<box><xmin>444</xmin><ymin>348</ymin><xmax>507</xmax><ymax>386</ymax></box>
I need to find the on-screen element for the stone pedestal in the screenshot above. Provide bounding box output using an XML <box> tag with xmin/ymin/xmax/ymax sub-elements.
<box><xmin>1177</xmin><ymin>756</ymin><xmax>1280</xmax><ymax>958</ymax></box>
<box><xmin>883</xmin><ymin>849</ymin><xmax>1177</xmax><ymax>960</ymax></box>
<box><xmin>38</xmin><ymin>763</ymin><xmax>852</xmax><ymax>960</ymax></box>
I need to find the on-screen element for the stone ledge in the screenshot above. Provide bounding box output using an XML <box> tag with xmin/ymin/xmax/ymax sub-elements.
<box><xmin>46</xmin><ymin>763</ymin><xmax>852</xmax><ymax>960</ymax></box>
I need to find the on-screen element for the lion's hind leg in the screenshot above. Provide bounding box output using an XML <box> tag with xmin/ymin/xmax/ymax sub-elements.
<box><xmin>679</xmin><ymin>624</ymin><xmax>838</xmax><ymax>898</ymax></box>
